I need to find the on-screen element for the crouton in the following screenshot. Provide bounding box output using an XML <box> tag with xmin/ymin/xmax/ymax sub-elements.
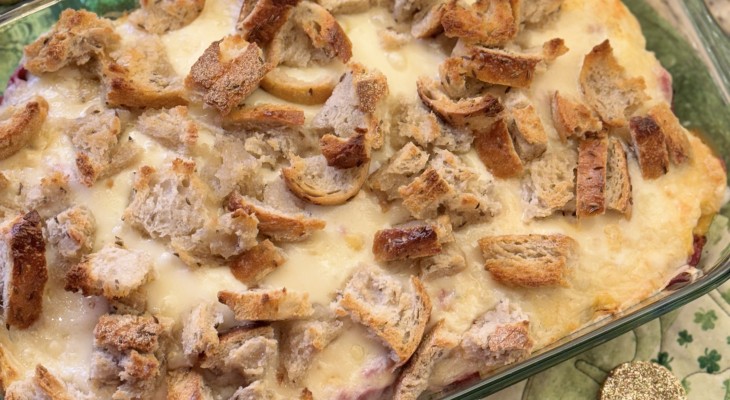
<box><xmin>218</xmin><ymin>288</ymin><xmax>313</xmax><ymax>321</ymax></box>
<box><xmin>98</xmin><ymin>38</ymin><xmax>188</xmax><ymax>109</ymax></box>
<box><xmin>372</xmin><ymin>217</ymin><xmax>453</xmax><ymax>262</ymax></box>
<box><xmin>238</xmin><ymin>0</ymin><xmax>299</xmax><ymax>47</ymax></box>
<box><xmin>437</xmin><ymin>56</ymin><xmax>489</xmax><ymax>99</ymax></box>
<box><xmin>46</xmin><ymin>206</ymin><xmax>96</xmax><ymax>260</ymax></box>
<box><xmin>201</xmin><ymin>326</ymin><xmax>277</xmax><ymax>379</ymax></box>
<box><xmin>478</xmin><ymin>234</ymin><xmax>577</xmax><ymax>287</ymax></box>
<box><xmin>260</xmin><ymin>67</ymin><xmax>338</xmax><ymax>105</ymax></box>
<box><xmin>474</xmin><ymin>118</ymin><xmax>524</xmax><ymax>179</ymax></box>
<box><xmin>367</xmin><ymin>142</ymin><xmax>429</xmax><ymax>202</ymax></box>
<box><xmin>0</xmin><ymin>345</ymin><xmax>20</xmax><ymax>391</ymax></box>
<box><xmin>166</xmin><ymin>369</ymin><xmax>214</xmax><ymax>400</ymax></box>
<box><xmin>128</xmin><ymin>0</ymin><xmax>206</xmax><ymax>34</ymax></box>
<box><xmin>441</xmin><ymin>0</ymin><xmax>517</xmax><ymax>45</ymax></box>
<box><xmin>229</xmin><ymin>240</ymin><xmax>287</xmax><ymax>286</ymax></box>
<box><xmin>0</xmin><ymin>211</ymin><xmax>47</xmax><ymax>329</ymax></box>
<box><xmin>390</xmin><ymin>100</ymin><xmax>473</xmax><ymax>153</ymax></box>
<box><xmin>646</xmin><ymin>102</ymin><xmax>692</xmax><ymax>165</ymax></box>
<box><xmin>282</xmin><ymin>155</ymin><xmax>370</xmax><ymax>206</ymax></box>
<box><xmin>201</xmin><ymin>136</ymin><xmax>263</xmax><ymax>200</ymax></box>
<box><xmin>576</xmin><ymin>135</ymin><xmax>608</xmax><ymax>218</ymax></box>
<box><xmin>320</xmin><ymin>132</ymin><xmax>371</xmax><ymax>169</ymax></box>
<box><xmin>280</xmin><ymin>311</ymin><xmax>344</xmax><ymax>382</ymax></box>
<box><xmin>181</xmin><ymin>303</ymin><xmax>223</xmax><ymax>358</ymax></box>
<box><xmin>116</xmin><ymin>350</ymin><xmax>161</xmax><ymax>399</ymax></box>
<box><xmin>223</xmin><ymin>104</ymin><xmax>305</xmax><ymax>131</ymax></box>
<box><xmin>521</xmin><ymin>148</ymin><xmax>577</xmax><ymax>220</ymax></box>
<box><xmin>416</xmin><ymin>77</ymin><xmax>503</xmax><ymax>128</ymax></box>
<box><xmin>93</xmin><ymin>314</ymin><xmax>163</xmax><ymax>354</ymax></box>
<box><xmin>605</xmin><ymin>137</ymin><xmax>632</xmax><ymax>217</ymax></box>
<box><xmin>457</xmin><ymin>45</ymin><xmax>542</xmax><ymax>88</ymax></box>
<box><xmin>417</xmin><ymin>243</ymin><xmax>467</xmax><ymax>280</ymax></box>
<box><xmin>227</xmin><ymin>191</ymin><xmax>325</xmax><ymax>242</ymax></box>
<box><xmin>21</xmin><ymin>172</ymin><xmax>71</xmax><ymax>220</ymax></box>
<box><xmin>170</xmin><ymin>209</ymin><xmax>259</xmax><ymax>264</ymax></box>
<box><xmin>23</xmin><ymin>9</ymin><xmax>119</xmax><ymax>74</ymax></box>
<box><xmin>398</xmin><ymin>167</ymin><xmax>451</xmax><ymax>219</ymax></box>
<box><xmin>392</xmin><ymin>321</ymin><xmax>459</xmax><ymax>400</ymax></box>
<box><xmin>65</xmin><ymin>245</ymin><xmax>153</xmax><ymax>300</ymax></box>
<box><xmin>506</xmin><ymin>96</ymin><xmax>548</xmax><ymax>162</ymax></box>
<box><xmin>136</xmin><ymin>106</ymin><xmax>198</xmax><ymax>152</ymax></box>
<box><xmin>229</xmin><ymin>380</ymin><xmax>275</xmax><ymax>400</ymax></box>
<box><xmin>186</xmin><ymin>35</ymin><xmax>270</xmax><ymax>115</ymax></box>
<box><xmin>628</xmin><ymin>115</ymin><xmax>669</xmax><ymax>179</ymax></box>
<box><xmin>336</xmin><ymin>267</ymin><xmax>431</xmax><ymax>366</ymax></box>
<box><xmin>550</xmin><ymin>91</ymin><xmax>603</xmax><ymax>141</ymax></box>
<box><xmin>0</xmin><ymin>96</ymin><xmax>48</xmax><ymax>160</ymax></box>
<box><xmin>5</xmin><ymin>364</ymin><xmax>74</xmax><ymax>400</ymax></box>
<box><xmin>541</xmin><ymin>37</ymin><xmax>569</xmax><ymax>61</ymax></box>
<box><xmin>579</xmin><ymin>40</ymin><xmax>648</xmax><ymax>127</ymax></box>
<box><xmin>411</xmin><ymin>0</ymin><xmax>449</xmax><ymax>38</ymax></box>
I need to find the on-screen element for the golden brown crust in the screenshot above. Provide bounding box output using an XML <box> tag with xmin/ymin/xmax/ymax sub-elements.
<box><xmin>372</xmin><ymin>224</ymin><xmax>442</xmax><ymax>262</ymax></box>
<box><xmin>166</xmin><ymin>369</ymin><xmax>212</xmax><ymax>400</ymax></box>
<box><xmin>282</xmin><ymin>156</ymin><xmax>370</xmax><ymax>206</ymax></box>
<box><xmin>100</xmin><ymin>60</ymin><xmax>188</xmax><ymax>109</ymax></box>
<box><xmin>320</xmin><ymin>133</ymin><xmax>370</xmax><ymax>169</ymax></box>
<box><xmin>474</xmin><ymin>119</ymin><xmax>524</xmax><ymax>179</ymax></box>
<box><xmin>629</xmin><ymin>115</ymin><xmax>670</xmax><ymax>179</ymax></box>
<box><xmin>297</xmin><ymin>1</ymin><xmax>353</xmax><ymax>63</ymax></box>
<box><xmin>508</xmin><ymin>101</ymin><xmax>548</xmax><ymax>162</ymax></box>
<box><xmin>550</xmin><ymin>91</ymin><xmax>603</xmax><ymax>142</ymax></box>
<box><xmin>576</xmin><ymin>135</ymin><xmax>608</xmax><ymax>218</ymax></box>
<box><xmin>416</xmin><ymin>77</ymin><xmax>503</xmax><ymax>128</ymax></box>
<box><xmin>411</xmin><ymin>1</ymin><xmax>450</xmax><ymax>38</ymax></box>
<box><xmin>218</xmin><ymin>288</ymin><xmax>313</xmax><ymax>321</ymax></box>
<box><xmin>646</xmin><ymin>102</ymin><xmax>692</xmax><ymax>165</ymax></box>
<box><xmin>1</xmin><ymin>211</ymin><xmax>47</xmax><ymax>329</ymax></box>
<box><xmin>441</xmin><ymin>0</ymin><xmax>518</xmax><ymax>45</ymax></box>
<box><xmin>223</xmin><ymin>103</ymin><xmax>306</xmax><ymax>130</ymax></box>
<box><xmin>542</xmin><ymin>38</ymin><xmax>569</xmax><ymax>61</ymax></box>
<box><xmin>93</xmin><ymin>314</ymin><xmax>162</xmax><ymax>353</ymax></box>
<box><xmin>0</xmin><ymin>96</ymin><xmax>49</xmax><ymax>160</ymax></box>
<box><xmin>606</xmin><ymin>137</ymin><xmax>633</xmax><ymax>217</ymax></box>
<box><xmin>260</xmin><ymin>67</ymin><xmax>338</xmax><ymax>105</ymax></box>
<box><xmin>458</xmin><ymin>45</ymin><xmax>541</xmax><ymax>88</ymax></box>
<box><xmin>0</xmin><ymin>345</ymin><xmax>19</xmax><ymax>391</ymax></box>
<box><xmin>398</xmin><ymin>167</ymin><xmax>452</xmax><ymax>219</ymax></box>
<box><xmin>238</xmin><ymin>0</ymin><xmax>300</xmax><ymax>45</ymax></box>
<box><xmin>478</xmin><ymin>234</ymin><xmax>577</xmax><ymax>287</ymax></box>
<box><xmin>201</xmin><ymin>325</ymin><xmax>275</xmax><ymax>370</ymax></box>
<box><xmin>34</xmin><ymin>365</ymin><xmax>73</xmax><ymax>400</ymax></box>
<box><xmin>229</xmin><ymin>240</ymin><xmax>287</xmax><ymax>286</ymax></box>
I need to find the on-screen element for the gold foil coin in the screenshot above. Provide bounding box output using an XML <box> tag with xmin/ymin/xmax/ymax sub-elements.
<box><xmin>599</xmin><ymin>361</ymin><xmax>686</xmax><ymax>400</ymax></box>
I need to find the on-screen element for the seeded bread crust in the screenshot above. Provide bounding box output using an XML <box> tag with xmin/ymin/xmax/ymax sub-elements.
<box><xmin>473</xmin><ymin>118</ymin><xmax>524</xmax><ymax>179</ymax></box>
<box><xmin>0</xmin><ymin>96</ymin><xmax>49</xmax><ymax>160</ymax></box>
<box><xmin>576</xmin><ymin>135</ymin><xmax>608</xmax><ymax>218</ymax></box>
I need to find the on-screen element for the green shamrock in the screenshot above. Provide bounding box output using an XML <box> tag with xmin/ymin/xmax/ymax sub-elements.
<box><xmin>651</xmin><ymin>352</ymin><xmax>674</xmax><ymax>371</ymax></box>
<box><xmin>694</xmin><ymin>309</ymin><xmax>719</xmax><ymax>331</ymax></box>
<box><xmin>677</xmin><ymin>330</ymin><xmax>694</xmax><ymax>347</ymax></box>
<box><xmin>698</xmin><ymin>348</ymin><xmax>722</xmax><ymax>374</ymax></box>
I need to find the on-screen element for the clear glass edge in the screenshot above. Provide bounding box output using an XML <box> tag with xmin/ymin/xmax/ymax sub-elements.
<box><xmin>0</xmin><ymin>0</ymin><xmax>728</xmax><ymax>399</ymax></box>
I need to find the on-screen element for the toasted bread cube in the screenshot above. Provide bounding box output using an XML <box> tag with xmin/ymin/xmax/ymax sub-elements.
<box><xmin>458</xmin><ymin>46</ymin><xmax>542</xmax><ymax>88</ymax></box>
<box><xmin>201</xmin><ymin>326</ymin><xmax>277</xmax><ymax>378</ymax></box>
<box><xmin>46</xmin><ymin>206</ymin><xmax>96</xmax><ymax>260</ymax></box>
<box><xmin>227</xmin><ymin>192</ymin><xmax>325</xmax><ymax>242</ymax></box>
<box><xmin>0</xmin><ymin>96</ymin><xmax>48</xmax><ymax>160</ymax></box>
<box><xmin>372</xmin><ymin>217</ymin><xmax>453</xmax><ymax>262</ymax></box>
<box><xmin>629</xmin><ymin>115</ymin><xmax>670</xmax><ymax>179</ymax></box>
<box><xmin>441</xmin><ymin>0</ymin><xmax>517</xmax><ymax>45</ymax></box>
<box><xmin>367</xmin><ymin>142</ymin><xmax>429</xmax><ymax>202</ymax></box>
<box><xmin>646</xmin><ymin>102</ymin><xmax>692</xmax><ymax>165</ymax></box>
<box><xmin>93</xmin><ymin>314</ymin><xmax>163</xmax><ymax>353</ymax></box>
<box><xmin>218</xmin><ymin>288</ymin><xmax>313</xmax><ymax>321</ymax></box>
<box><xmin>576</xmin><ymin>135</ymin><xmax>608</xmax><ymax>218</ymax></box>
<box><xmin>416</xmin><ymin>77</ymin><xmax>503</xmax><ymax>128</ymax></box>
<box><xmin>282</xmin><ymin>155</ymin><xmax>370</xmax><ymax>206</ymax></box>
<box><xmin>128</xmin><ymin>0</ymin><xmax>205</xmax><ymax>34</ymax></box>
<box><xmin>182</xmin><ymin>303</ymin><xmax>223</xmax><ymax>358</ymax></box>
<box><xmin>5</xmin><ymin>365</ymin><xmax>74</xmax><ymax>400</ymax></box>
<box><xmin>66</xmin><ymin>245</ymin><xmax>153</xmax><ymax>300</ymax></box>
<box><xmin>320</xmin><ymin>133</ymin><xmax>371</xmax><ymax>169</ymax></box>
<box><xmin>166</xmin><ymin>369</ymin><xmax>214</xmax><ymax>400</ymax></box>
<box><xmin>605</xmin><ymin>137</ymin><xmax>632</xmax><ymax>217</ymax></box>
<box><xmin>506</xmin><ymin>97</ymin><xmax>548</xmax><ymax>162</ymax></box>
<box><xmin>474</xmin><ymin>118</ymin><xmax>524</xmax><ymax>179</ymax></box>
<box><xmin>280</xmin><ymin>311</ymin><xmax>344</xmax><ymax>382</ymax></box>
<box><xmin>228</xmin><ymin>240</ymin><xmax>287</xmax><ymax>286</ymax></box>
<box><xmin>521</xmin><ymin>149</ymin><xmax>577</xmax><ymax>220</ymax></box>
<box><xmin>136</xmin><ymin>106</ymin><xmax>198</xmax><ymax>152</ymax></box>
<box><xmin>550</xmin><ymin>91</ymin><xmax>603</xmax><ymax>141</ymax></box>
<box><xmin>223</xmin><ymin>104</ymin><xmax>305</xmax><ymax>131</ymax></box>
<box><xmin>459</xmin><ymin>300</ymin><xmax>532</xmax><ymax>366</ymax></box>
<box><xmin>237</xmin><ymin>0</ymin><xmax>299</xmax><ymax>45</ymax></box>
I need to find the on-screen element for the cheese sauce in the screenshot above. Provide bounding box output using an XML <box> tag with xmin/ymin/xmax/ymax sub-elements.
<box><xmin>0</xmin><ymin>0</ymin><xmax>725</xmax><ymax>398</ymax></box>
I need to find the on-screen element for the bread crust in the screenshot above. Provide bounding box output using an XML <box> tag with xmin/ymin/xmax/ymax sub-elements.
<box><xmin>93</xmin><ymin>314</ymin><xmax>162</xmax><ymax>353</ymax></box>
<box><xmin>1</xmin><ymin>211</ymin><xmax>47</xmax><ymax>329</ymax></box>
<box><xmin>320</xmin><ymin>132</ymin><xmax>370</xmax><ymax>169</ymax></box>
<box><xmin>459</xmin><ymin>45</ymin><xmax>541</xmax><ymax>88</ymax></box>
<box><xmin>416</xmin><ymin>77</ymin><xmax>503</xmax><ymax>128</ymax></box>
<box><xmin>282</xmin><ymin>155</ymin><xmax>370</xmax><ymax>205</ymax></box>
<box><xmin>223</xmin><ymin>104</ymin><xmax>306</xmax><ymax>130</ymax></box>
<box><xmin>218</xmin><ymin>288</ymin><xmax>313</xmax><ymax>321</ymax></box>
<box><xmin>441</xmin><ymin>0</ymin><xmax>518</xmax><ymax>45</ymax></box>
<box><xmin>201</xmin><ymin>325</ymin><xmax>275</xmax><ymax>370</ymax></box>
<box><xmin>411</xmin><ymin>1</ymin><xmax>450</xmax><ymax>38</ymax></box>
<box><xmin>550</xmin><ymin>91</ymin><xmax>603</xmax><ymax>141</ymax></box>
<box><xmin>646</xmin><ymin>102</ymin><xmax>692</xmax><ymax>165</ymax></box>
<box><xmin>629</xmin><ymin>115</ymin><xmax>670</xmax><ymax>179</ymax></box>
<box><xmin>576</xmin><ymin>135</ymin><xmax>608</xmax><ymax>218</ymax></box>
<box><xmin>372</xmin><ymin>223</ymin><xmax>442</xmax><ymax>262</ymax></box>
<box><xmin>237</xmin><ymin>0</ymin><xmax>300</xmax><ymax>45</ymax></box>
<box><xmin>229</xmin><ymin>239</ymin><xmax>287</xmax><ymax>286</ymax></box>
<box><xmin>260</xmin><ymin>67</ymin><xmax>338</xmax><ymax>105</ymax></box>
<box><xmin>507</xmin><ymin>100</ymin><xmax>548</xmax><ymax>162</ymax></box>
<box><xmin>0</xmin><ymin>96</ymin><xmax>49</xmax><ymax>160</ymax></box>
<box><xmin>474</xmin><ymin>118</ymin><xmax>524</xmax><ymax>179</ymax></box>
<box><xmin>606</xmin><ymin>137</ymin><xmax>632</xmax><ymax>217</ymax></box>
<box><xmin>166</xmin><ymin>369</ymin><xmax>213</xmax><ymax>400</ymax></box>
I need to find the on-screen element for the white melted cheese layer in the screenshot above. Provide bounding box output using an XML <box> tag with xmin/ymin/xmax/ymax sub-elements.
<box><xmin>0</xmin><ymin>0</ymin><xmax>725</xmax><ymax>398</ymax></box>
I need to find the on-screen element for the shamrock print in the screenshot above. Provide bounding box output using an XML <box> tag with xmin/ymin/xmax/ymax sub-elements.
<box><xmin>698</xmin><ymin>348</ymin><xmax>722</xmax><ymax>374</ymax></box>
<box><xmin>678</xmin><ymin>330</ymin><xmax>694</xmax><ymax>347</ymax></box>
<box><xmin>652</xmin><ymin>352</ymin><xmax>674</xmax><ymax>371</ymax></box>
<box><xmin>694</xmin><ymin>309</ymin><xmax>719</xmax><ymax>331</ymax></box>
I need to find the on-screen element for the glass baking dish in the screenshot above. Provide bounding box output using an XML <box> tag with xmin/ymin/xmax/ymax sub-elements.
<box><xmin>1</xmin><ymin>0</ymin><xmax>729</xmax><ymax>399</ymax></box>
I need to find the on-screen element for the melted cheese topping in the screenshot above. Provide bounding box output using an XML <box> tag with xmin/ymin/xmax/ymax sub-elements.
<box><xmin>0</xmin><ymin>0</ymin><xmax>725</xmax><ymax>397</ymax></box>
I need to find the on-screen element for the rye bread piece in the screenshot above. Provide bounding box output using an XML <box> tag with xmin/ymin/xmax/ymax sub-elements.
<box><xmin>166</xmin><ymin>369</ymin><xmax>214</xmax><ymax>400</ymax></box>
<box><xmin>320</xmin><ymin>132</ymin><xmax>371</xmax><ymax>169</ymax></box>
<box><xmin>201</xmin><ymin>325</ymin><xmax>278</xmax><ymax>379</ymax></box>
<box><xmin>0</xmin><ymin>211</ymin><xmax>47</xmax><ymax>329</ymax></box>
<box><xmin>478</xmin><ymin>234</ymin><xmax>578</xmax><ymax>287</ymax></box>
<box><xmin>576</xmin><ymin>135</ymin><xmax>608</xmax><ymax>218</ymax></box>
<box><xmin>282</xmin><ymin>155</ymin><xmax>370</xmax><ymax>205</ymax></box>
<box><xmin>5</xmin><ymin>364</ymin><xmax>74</xmax><ymax>400</ymax></box>
<box><xmin>229</xmin><ymin>240</ymin><xmax>287</xmax><ymax>286</ymax></box>
<box><xmin>372</xmin><ymin>217</ymin><xmax>453</xmax><ymax>262</ymax></box>
<box><xmin>392</xmin><ymin>321</ymin><xmax>459</xmax><ymax>400</ymax></box>
<box><xmin>185</xmin><ymin>35</ymin><xmax>270</xmax><ymax>115</ymax></box>
<box><xmin>417</xmin><ymin>242</ymin><xmax>467</xmax><ymax>281</ymax></box>
<box><xmin>218</xmin><ymin>288</ymin><xmax>313</xmax><ymax>321</ymax></box>
<box><xmin>416</xmin><ymin>77</ymin><xmax>503</xmax><ymax>128</ymax></box>
<box><xmin>579</xmin><ymin>40</ymin><xmax>648</xmax><ymax>127</ymax></box>
<box><xmin>46</xmin><ymin>206</ymin><xmax>96</xmax><ymax>260</ymax></box>
<box><xmin>237</xmin><ymin>0</ymin><xmax>299</xmax><ymax>45</ymax></box>
<box><xmin>23</xmin><ymin>9</ymin><xmax>119</xmax><ymax>74</ymax></box>
<box><xmin>136</xmin><ymin>106</ymin><xmax>199</xmax><ymax>152</ymax></box>
<box><xmin>646</xmin><ymin>102</ymin><xmax>692</xmax><ymax>165</ymax></box>
<box><xmin>474</xmin><ymin>118</ymin><xmax>524</xmax><ymax>179</ymax></box>
<box><xmin>605</xmin><ymin>137</ymin><xmax>632</xmax><ymax>217</ymax></box>
<box><xmin>390</xmin><ymin>99</ymin><xmax>473</xmax><ymax>153</ymax></box>
<box><xmin>279</xmin><ymin>310</ymin><xmax>345</xmax><ymax>382</ymax></box>
<box><xmin>456</xmin><ymin>45</ymin><xmax>542</xmax><ymax>88</ymax></box>
<box><xmin>223</xmin><ymin>104</ymin><xmax>306</xmax><ymax>131</ymax></box>
<box><xmin>521</xmin><ymin>148</ymin><xmax>577</xmax><ymax>220</ymax></box>
<box><xmin>64</xmin><ymin>105</ymin><xmax>141</xmax><ymax>186</ymax></box>
<box><xmin>98</xmin><ymin>38</ymin><xmax>187</xmax><ymax>109</ymax></box>
<box><xmin>368</xmin><ymin>142</ymin><xmax>429</xmax><ymax>202</ymax></box>
<box><xmin>0</xmin><ymin>96</ymin><xmax>49</xmax><ymax>160</ymax></box>
<box><xmin>128</xmin><ymin>0</ymin><xmax>205</xmax><ymax>34</ymax></box>
<box><xmin>227</xmin><ymin>191</ymin><xmax>325</xmax><ymax>242</ymax></box>
<box><xmin>506</xmin><ymin>95</ymin><xmax>548</xmax><ymax>162</ymax></box>
<box><xmin>93</xmin><ymin>314</ymin><xmax>163</xmax><ymax>354</ymax></box>
<box><xmin>260</xmin><ymin>67</ymin><xmax>338</xmax><ymax>105</ymax></box>
<box><xmin>181</xmin><ymin>302</ymin><xmax>223</xmax><ymax>358</ymax></box>
<box><xmin>441</xmin><ymin>0</ymin><xmax>518</xmax><ymax>45</ymax></box>
<box><xmin>551</xmin><ymin>91</ymin><xmax>603</xmax><ymax>141</ymax></box>
<box><xmin>65</xmin><ymin>245</ymin><xmax>154</xmax><ymax>300</ymax></box>
<box><xmin>629</xmin><ymin>115</ymin><xmax>670</xmax><ymax>180</ymax></box>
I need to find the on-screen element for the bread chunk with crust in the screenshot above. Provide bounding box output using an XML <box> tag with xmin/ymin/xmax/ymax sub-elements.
<box><xmin>280</xmin><ymin>309</ymin><xmax>345</xmax><ymax>382</ymax></box>
<box><xmin>128</xmin><ymin>0</ymin><xmax>205</xmax><ymax>34</ymax></box>
<box><xmin>474</xmin><ymin>118</ymin><xmax>524</xmax><ymax>179</ymax></box>
<box><xmin>550</xmin><ymin>91</ymin><xmax>603</xmax><ymax>141</ymax></box>
<box><xmin>576</xmin><ymin>135</ymin><xmax>608</xmax><ymax>218</ymax></box>
<box><xmin>136</xmin><ymin>106</ymin><xmax>198</xmax><ymax>152</ymax></box>
<box><xmin>260</xmin><ymin>67</ymin><xmax>338</xmax><ymax>105</ymax></box>
<box><xmin>417</xmin><ymin>242</ymin><xmax>467</xmax><ymax>280</ymax></box>
<box><xmin>336</xmin><ymin>267</ymin><xmax>431</xmax><ymax>366</ymax></box>
<box><xmin>320</xmin><ymin>132</ymin><xmax>370</xmax><ymax>169</ymax></box>
<box><xmin>201</xmin><ymin>325</ymin><xmax>277</xmax><ymax>379</ymax></box>
<box><xmin>521</xmin><ymin>148</ymin><xmax>577</xmax><ymax>220</ymax></box>
<box><xmin>229</xmin><ymin>240</ymin><xmax>287</xmax><ymax>286</ymax></box>
<box><xmin>223</xmin><ymin>104</ymin><xmax>305</xmax><ymax>131</ymax></box>
<box><xmin>182</xmin><ymin>303</ymin><xmax>223</xmax><ymax>359</ymax></box>
<box><xmin>629</xmin><ymin>115</ymin><xmax>670</xmax><ymax>179</ymax></box>
<box><xmin>411</xmin><ymin>0</ymin><xmax>449</xmax><ymax>38</ymax></box>
<box><xmin>94</xmin><ymin>314</ymin><xmax>163</xmax><ymax>354</ymax></box>
<box><xmin>65</xmin><ymin>245</ymin><xmax>153</xmax><ymax>300</ymax></box>
<box><xmin>219</xmin><ymin>288</ymin><xmax>313</xmax><ymax>321</ymax></box>
<box><xmin>0</xmin><ymin>96</ymin><xmax>48</xmax><ymax>160</ymax></box>
<box><xmin>390</xmin><ymin>99</ymin><xmax>473</xmax><ymax>153</ymax></box>
<box><xmin>580</xmin><ymin>40</ymin><xmax>648</xmax><ymax>127</ymax></box>
<box><xmin>506</xmin><ymin>95</ymin><xmax>548</xmax><ymax>162</ymax></box>
<box><xmin>416</xmin><ymin>77</ymin><xmax>503</xmax><ymax>128</ymax></box>
<box><xmin>166</xmin><ymin>369</ymin><xmax>214</xmax><ymax>400</ymax></box>
<box><xmin>646</xmin><ymin>102</ymin><xmax>692</xmax><ymax>165</ymax></box>
<box><xmin>99</xmin><ymin>37</ymin><xmax>187</xmax><ymax>109</ymax></box>
<box><xmin>455</xmin><ymin>45</ymin><xmax>542</xmax><ymax>88</ymax></box>
<box><xmin>186</xmin><ymin>35</ymin><xmax>270</xmax><ymax>115</ymax></box>
<box><xmin>237</xmin><ymin>0</ymin><xmax>299</xmax><ymax>46</ymax></box>
<box><xmin>605</xmin><ymin>137</ymin><xmax>632</xmax><ymax>217</ymax></box>
<box><xmin>0</xmin><ymin>211</ymin><xmax>47</xmax><ymax>329</ymax></box>
<box><xmin>201</xmin><ymin>136</ymin><xmax>263</xmax><ymax>200</ymax></box>
<box><xmin>392</xmin><ymin>321</ymin><xmax>459</xmax><ymax>400</ymax></box>
<box><xmin>46</xmin><ymin>206</ymin><xmax>96</xmax><ymax>261</ymax></box>
<box><xmin>441</xmin><ymin>0</ymin><xmax>517</xmax><ymax>45</ymax></box>
<box><xmin>5</xmin><ymin>365</ymin><xmax>74</xmax><ymax>400</ymax></box>
<box><xmin>368</xmin><ymin>142</ymin><xmax>429</xmax><ymax>202</ymax></box>
<box><xmin>282</xmin><ymin>155</ymin><xmax>370</xmax><ymax>206</ymax></box>
<box><xmin>478</xmin><ymin>234</ymin><xmax>577</xmax><ymax>287</ymax></box>
<box><xmin>23</xmin><ymin>9</ymin><xmax>119</xmax><ymax>74</ymax></box>
<box><xmin>20</xmin><ymin>172</ymin><xmax>71</xmax><ymax>220</ymax></box>
<box><xmin>372</xmin><ymin>217</ymin><xmax>453</xmax><ymax>262</ymax></box>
